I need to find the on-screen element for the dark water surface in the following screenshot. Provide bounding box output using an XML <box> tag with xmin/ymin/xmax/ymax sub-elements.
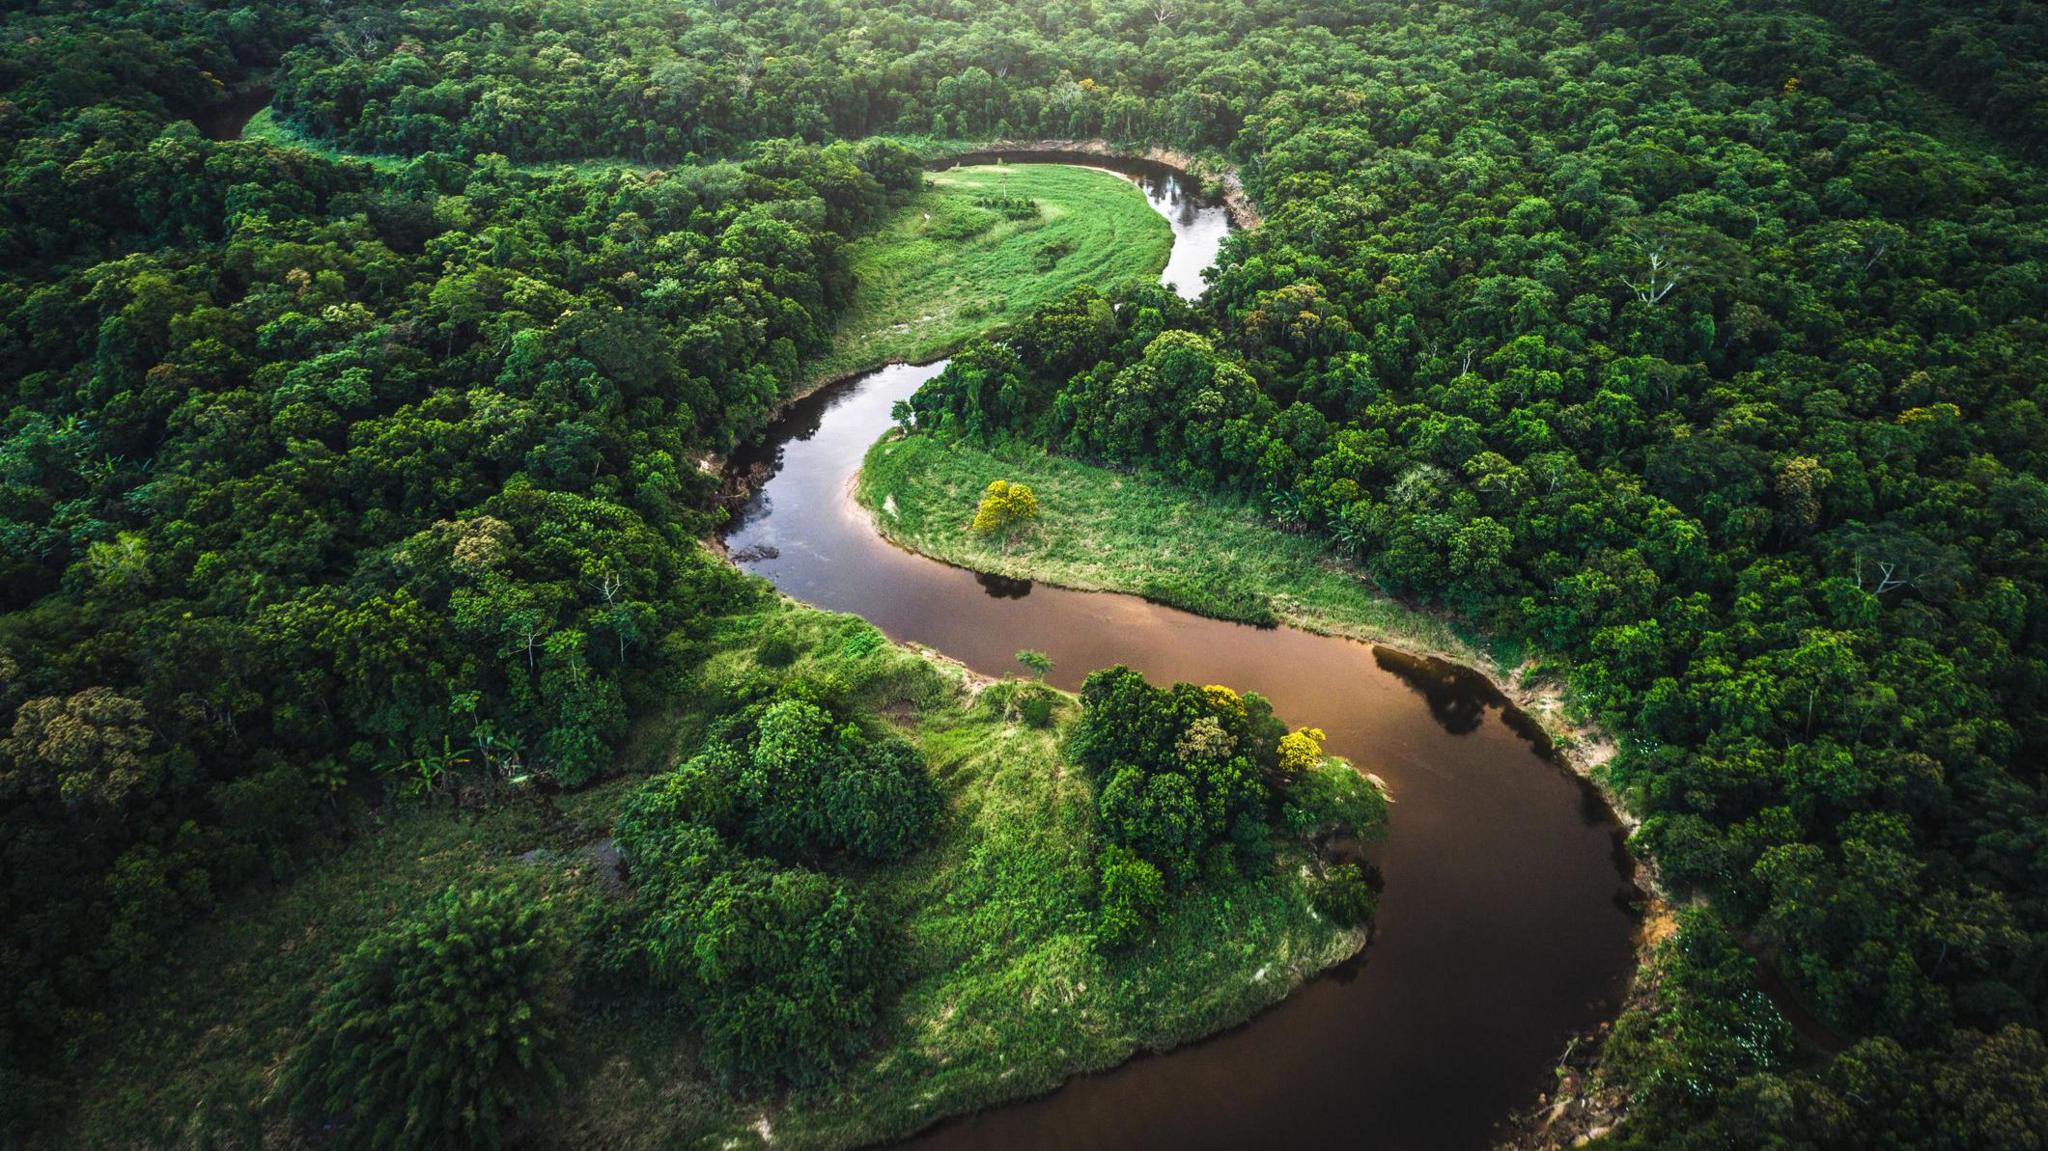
<box><xmin>722</xmin><ymin>165</ymin><xmax>1639</xmax><ymax>1151</ymax></box>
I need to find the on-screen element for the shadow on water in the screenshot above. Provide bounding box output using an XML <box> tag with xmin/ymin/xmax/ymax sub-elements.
<box><xmin>1370</xmin><ymin>646</ymin><xmax>1500</xmax><ymax>736</ymax></box>
<box><xmin>975</xmin><ymin>571</ymin><xmax>1033</xmax><ymax>599</ymax></box>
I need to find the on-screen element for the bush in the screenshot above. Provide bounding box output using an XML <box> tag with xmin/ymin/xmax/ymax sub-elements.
<box><xmin>1309</xmin><ymin>863</ymin><xmax>1379</xmax><ymax>927</ymax></box>
<box><xmin>1282</xmin><ymin>759</ymin><xmax>1389</xmax><ymax>843</ymax></box>
<box><xmin>606</xmin><ymin>689</ymin><xmax>934</xmax><ymax>1084</ymax></box>
<box><xmin>740</xmin><ymin>698</ymin><xmax>939</xmax><ymax>863</ymax></box>
<box><xmin>1096</xmin><ymin>846</ymin><xmax>1166</xmax><ymax>951</ymax></box>
<box><xmin>755</xmin><ymin>634</ymin><xmax>799</xmax><ymax>668</ymax></box>
<box><xmin>1017</xmin><ymin>683</ymin><xmax>1058</xmax><ymax>728</ymax></box>
<box><xmin>679</xmin><ymin>865</ymin><xmax>894</xmax><ymax>1086</ymax></box>
<box><xmin>286</xmin><ymin>883</ymin><xmax>566</xmax><ymax>1151</ymax></box>
<box><xmin>615</xmin><ymin>808</ymin><xmax>896</xmax><ymax>1086</ymax></box>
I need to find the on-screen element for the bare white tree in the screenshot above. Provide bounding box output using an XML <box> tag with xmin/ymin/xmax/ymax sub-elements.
<box><xmin>1618</xmin><ymin>245</ymin><xmax>1689</xmax><ymax>304</ymax></box>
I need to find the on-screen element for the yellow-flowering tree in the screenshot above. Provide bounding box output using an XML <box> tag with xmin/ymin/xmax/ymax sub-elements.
<box><xmin>1276</xmin><ymin>726</ymin><xmax>1328</xmax><ymax>784</ymax></box>
<box><xmin>971</xmin><ymin>479</ymin><xmax>1039</xmax><ymax>543</ymax></box>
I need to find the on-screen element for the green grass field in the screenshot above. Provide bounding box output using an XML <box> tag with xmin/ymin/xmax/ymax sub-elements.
<box><xmin>811</xmin><ymin>163</ymin><xmax>1172</xmax><ymax>383</ymax></box>
<box><xmin>859</xmin><ymin>432</ymin><xmax>1523</xmax><ymax>673</ymax></box>
<box><xmin>56</xmin><ymin>597</ymin><xmax>1360</xmax><ymax>1150</ymax></box>
<box><xmin>243</xmin><ymin>106</ymin><xmax>659</xmax><ymax>177</ymax></box>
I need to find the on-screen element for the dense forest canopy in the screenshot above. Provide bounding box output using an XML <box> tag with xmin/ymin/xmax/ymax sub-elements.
<box><xmin>3</xmin><ymin>0</ymin><xmax>2047</xmax><ymax>1145</ymax></box>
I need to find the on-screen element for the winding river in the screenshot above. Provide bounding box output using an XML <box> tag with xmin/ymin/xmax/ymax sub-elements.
<box><xmin>723</xmin><ymin>163</ymin><xmax>1640</xmax><ymax>1151</ymax></box>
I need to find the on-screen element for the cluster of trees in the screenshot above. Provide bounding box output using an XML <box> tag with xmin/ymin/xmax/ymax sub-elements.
<box><xmin>598</xmin><ymin>691</ymin><xmax>938</xmax><ymax>1085</ymax></box>
<box><xmin>8</xmin><ymin>0</ymin><xmax>2048</xmax><ymax>1142</ymax></box>
<box><xmin>266</xmin><ymin>0</ymin><xmax>1432</xmax><ymax>163</ymax></box>
<box><xmin>1803</xmin><ymin>0</ymin><xmax>2048</xmax><ymax>155</ymax></box>
<box><xmin>0</xmin><ymin>2</ymin><xmax>927</xmax><ymax>1124</ymax></box>
<box><xmin>896</xmin><ymin>0</ymin><xmax>2048</xmax><ymax>1141</ymax></box>
<box><xmin>1074</xmin><ymin>667</ymin><xmax>1385</xmax><ymax>948</ymax></box>
<box><xmin>284</xmin><ymin>882</ymin><xmax>567</xmax><ymax>1150</ymax></box>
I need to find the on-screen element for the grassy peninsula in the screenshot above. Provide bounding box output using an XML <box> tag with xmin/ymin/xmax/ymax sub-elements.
<box><xmin>814</xmin><ymin>163</ymin><xmax>1172</xmax><ymax>382</ymax></box>
<box><xmin>859</xmin><ymin>432</ymin><xmax>1519</xmax><ymax>672</ymax></box>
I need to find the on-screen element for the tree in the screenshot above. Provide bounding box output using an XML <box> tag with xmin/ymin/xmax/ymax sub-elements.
<box><xmin>1275</xmin><ymin>726</ymin><xmax>1327</xmax><ymax>784</ymax></box>
<box><xmin>736</xmin><ymin>698</ymin><xmax>938</xmax><ymax>863</ymax></box>
<box><xmin>286</xmin><ymin>883</ymin><xmax>566</xmax><ymax>1151</ymax></box>
<box><xmin>971</xmin><ymin>479</ymin><xmax>1039</xmax><ymax>541</ymax></box>
<box><xmin>1309</xmin><ymin>863</ymin><xmax>1378</xmax><ymax>926</ymax></box>
<box><xmin>0</xmin><ymin>688</ymin><xmax>156</xmax><ymax>809</ymax></box>
<box><xmin>1015</xmin><ymin>649</ymin><xmax>1053</xmax><ymax>678</ymax></box>
<box><xmin>1095</xmin><ymin>845</ymin><xmax>1166</xmax><ymax>950</ymax></box>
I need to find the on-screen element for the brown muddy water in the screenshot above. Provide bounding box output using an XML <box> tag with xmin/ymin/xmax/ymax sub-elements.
<box><xmin>721</xmin><ymin>165</ymin><xmax>1640</xmax><ymax>1151</ymax></box>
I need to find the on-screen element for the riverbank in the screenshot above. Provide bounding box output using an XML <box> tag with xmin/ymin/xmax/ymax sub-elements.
<box><xmin>858</xmin><ymin>433</ymin><xmax>1530</xmax><ymax>695</ymax></box>
<box><xmin>931</xmin><ymin>137</ymin><xmax>1262</xmax><ymax>229</ymax></box>
<box><xmin>807</xmin><ymin>162</ymin><xmax>1172</xmax><ymax>386</ymax></box>
<box><xmin>709</xmin><ymin>160</ymin><xmax>1180</xmax><ymax>490</ymax></box>
<box><xmin>853</xmin><ymin>430</ymin><xmax>1660</xmax><ymax>810</ymax></box>
<box><xmin>856</xmin><ymin>430</ymin><xmax>1677</xmax><ymax>1148</ymax></box>
<box><xmin>52</xmin><ymin>595</ymin><xmax>1371</xmax><ymax>1150</ymax></box>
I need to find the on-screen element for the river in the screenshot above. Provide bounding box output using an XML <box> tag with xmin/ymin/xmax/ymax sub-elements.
<box><xmin>722</xmin><ymin>163</ymin><xmax>1640</xmax><ymax>1151</ymax></box>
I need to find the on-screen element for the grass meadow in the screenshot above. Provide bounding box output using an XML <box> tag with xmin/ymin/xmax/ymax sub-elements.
<box><xmin>859</xmin><ymin>431</ymin><xmax>1521</xmax><ymax>673</ymax></box>
<box><xmin>811</xmin><ymin>163</ymin><xmax>1172</xmax><ymax>383</ymax></box>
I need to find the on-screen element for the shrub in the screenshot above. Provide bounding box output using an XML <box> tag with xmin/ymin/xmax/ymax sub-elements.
<box><xmin>676</xmin><ymin>865</ymin><xmax>895</xmax><ymax>1086</ymax></box>
<box><xmin>755</xmin><ymin>634</ymin><xmax>799</xmax><ymax>668</ymax></box>
<box><xmin>286</xmin><ymin>883</ymin><xmax>566</xmax><ymax>1151</ymax></box>
<box><xmin>740</xmin><ymin>698</ymin><xmax>939</xmax><ymax>863</ymax></box>
<box><xmin>1096</xmin><ymin>846</ymin><xmax>1166</xmax><ymax>951</ymax></box>
<box><xmin>605</xmin><ymin>690</ymin><xmax>932</xmax><ymax>1084</ymax></box>
<box><xmin>1282</xmin><ymin>759</ymin><xmax>1389</xmax><ymax>843</ymax></box>
<box><xmin>1017</xmin><ymin>683</ymin><xmax>1058</xmax><ymax>728</ymax></box>
<box><xmin>1309</xmin><ymin>863</ymin><xmax>1379</xmax><ymax>927</ymax></box>
<box><xmin>614</xmin><ymin>833</ymin><xmax>896</xmax><ymax>1086</ymax></box>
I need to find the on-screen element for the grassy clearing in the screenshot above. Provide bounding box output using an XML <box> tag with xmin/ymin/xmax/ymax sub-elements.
<box><xmin>811</xmin><ymin>163</ymin><xmax>1171</xmax><ymax>384</ymax></box>
<box><xmin>57</xmin><ymin>596</ymin><xmax>1358</xmax><ymax>1150</ymax></box>
<box><xmin>242</xmin><ymin>107</ymin><xmax>658</xmax><ymax>177</ymax></box>
<box><xmin>859</xmin><ymin>432</ymin><xmax>1523</xmax><ymax>672</ymax></box>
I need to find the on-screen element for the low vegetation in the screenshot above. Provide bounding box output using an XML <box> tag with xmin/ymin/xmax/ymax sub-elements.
<box><xmin>55</xmin><ymin>597</ymin><xmax>1380</xmax><ymax>1149</ymax></box>
<box><xmin>860</xmin><ymin>431</ymin><xmax>1507</xmax><ymax>667</ymax></box>
<box><xmin>814</xmin><ymin>163</ymin><xmax>1172</xmax><ymax>382</ymax></box>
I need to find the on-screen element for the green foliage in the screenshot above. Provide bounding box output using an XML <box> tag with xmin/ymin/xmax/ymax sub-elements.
<box><xmin>970</xmin><ymin>479</ymin><xmax>1039</xmax><ymax>538</ymax></box>
<box><xmin>50</xmin><ymin>599</ymin><xmax>1377</xmax><ymax>1148</ymax></box>
<box><xmin>1308</xmin><ymin>863</ymin><xmax>1379</xmax><ymax>928</ymax></box>
<box><xmin>606</xmin><ymin>688</ymin><xmax>937</xmax><ymax>1085</ymax></box>
<box><xmin>1282</xmin><ymin>759</ymin><xmax>1390</xmax><ymax>845</ymax></box>
<box><xmin>12</xmin><ymin>0</ymin><xmax>2048</xmax><ymax>1140</ymax></box>
<box><xmin>0</xmin><ymin>27</ymin><xmax>899</xmax><ymax>1088</ymax></box>
<box><xmin>628</xmin><ymin>846</ymin><xmax>895</xmax><ymax>1088</ymax></box>
<box><xmin>818</xmin><ymin>164</ymin><xmax>1172</xmax><ymax>381</ymax></box>
<box><xmin>755</xmin><ymin>634</ymin><xmax>799</xmax><ymax>668</ymax></box>
<box><xmin>1074</xmin><ymin>667</ymin><xmax>1382</xmax><ymax>947</ymax></box>
<box><xmin>882</xmin><ymin>0</ymin><xmax>2048</xmax><ymax>1129</ymax></box>
<box><xmin>1016</xmin><ymin>684</ymin><xmax>1058</xmax><ymax>728</ymax></box>
<box><xmin>1094</xmin><ymin>846</ymin><xmax>1167</xmax><ymax>951</ymax></box>
<box><xmin>858</xmin><ymin>430</ymin><xmax>1479</xmax><ymax>651</ymax></box>
<box><xmin>285</xmin><ymin>883</ymin><xmax>566</xmax><ymax>1151</ymax></box>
